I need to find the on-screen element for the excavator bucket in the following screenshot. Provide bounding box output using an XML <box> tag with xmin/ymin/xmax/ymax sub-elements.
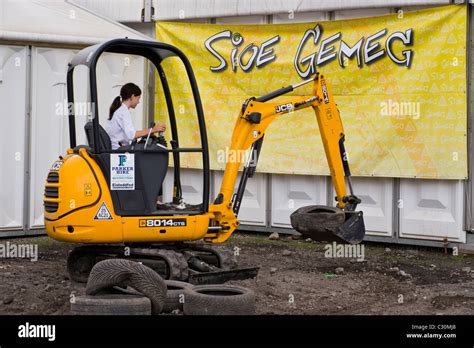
<box><xmin>332</xmin><ymin>211</ymin><xmax>365</xmax><ymax>244</ymax></box>
<box><xmin>290</xmin><ymin>205</ymin><xmax>365</xmax><ymax>245</ymax></box>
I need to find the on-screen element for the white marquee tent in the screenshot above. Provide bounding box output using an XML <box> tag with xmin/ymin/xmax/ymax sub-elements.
<box><xmin>0</xmin><ymin>0</ymin><xmax>150</xmax><ymax>236</ymax></box>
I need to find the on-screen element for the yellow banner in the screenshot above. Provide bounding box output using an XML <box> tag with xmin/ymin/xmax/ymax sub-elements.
<box><xmin>155</xmin><ymin>4</ymin><xmax>467</xmax><ymax>179</ymax></box>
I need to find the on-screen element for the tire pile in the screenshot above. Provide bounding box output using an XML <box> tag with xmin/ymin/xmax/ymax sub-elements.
<box><xmin>70</xmin><ymin>259</ymin><xmax>255</xmax><ymax>315</ymax></box>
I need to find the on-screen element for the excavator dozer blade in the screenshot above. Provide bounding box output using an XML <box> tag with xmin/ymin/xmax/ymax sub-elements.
<box><xmin>188</xmin><ymin>267</ymin><xmax>260</xmax><ymax>285</ymax></box>
<box><xmin>290</xmin><ymin>205</ymin><xmax>365</xmax><ymax>245</ymax></box>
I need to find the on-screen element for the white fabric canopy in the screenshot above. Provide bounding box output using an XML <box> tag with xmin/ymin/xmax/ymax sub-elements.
<box><xmin>0</xmin><ymin>0</ymin><xmax>148</xmax><ymax>45</ymax></box>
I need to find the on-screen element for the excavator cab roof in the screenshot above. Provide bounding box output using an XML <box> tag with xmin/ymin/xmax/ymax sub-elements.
<box><xmin>66</xmin><ymin>38</ymin><xmax>210</xmax><ymax>213</ymax></box>
<box><xmin>69</xmin><ymin>38</ymin><xmax>181</xmax><ymax>69</ymax></box>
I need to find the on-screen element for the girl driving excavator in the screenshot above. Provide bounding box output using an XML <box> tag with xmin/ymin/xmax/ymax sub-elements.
<box><xmin>105</xmin><ymin>82</ymin><xmax>166</xmax><ymax>150</ymax></box>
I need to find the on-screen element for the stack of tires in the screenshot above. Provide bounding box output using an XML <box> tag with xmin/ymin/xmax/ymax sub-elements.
<box><xmin>70</xmin><ymin>259</ymin><xmax>255</xmax><ymax>315</ymax></box>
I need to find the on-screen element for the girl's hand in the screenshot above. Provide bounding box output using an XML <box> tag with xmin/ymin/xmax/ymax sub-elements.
<box><xmin>152</xmin><ymin>123</ymin><xmax>166</xmax><ymax>133</ymax></box>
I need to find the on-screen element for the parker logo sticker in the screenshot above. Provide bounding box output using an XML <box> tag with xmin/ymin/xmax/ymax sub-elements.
<box><xmin>94</xmin><ymin>202</ymin><xmax>113</xmax><ymax>220</ymax></box>
<box><xmin>110</xmin><ymin>154</ymin><xmax>135</xmax><ymax>190</ymax></box>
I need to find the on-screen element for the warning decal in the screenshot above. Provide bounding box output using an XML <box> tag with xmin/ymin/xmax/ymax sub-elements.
<box><xmin>94</xmin><ymin>202</ymin><xmax>113</xmax><ymax>220</ymax></box>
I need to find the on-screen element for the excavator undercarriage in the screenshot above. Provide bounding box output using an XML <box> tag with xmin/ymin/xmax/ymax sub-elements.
<box><xmin>67</xmin><ymin>243</ymin><xmax>258</xmax><ymax>285</ymax></box>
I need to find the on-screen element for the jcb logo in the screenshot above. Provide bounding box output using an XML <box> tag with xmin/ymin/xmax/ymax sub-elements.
<box><xmin>275</xmin><ymin>103</ymin><xmax>293</xmax><ymax>113</ymax></box>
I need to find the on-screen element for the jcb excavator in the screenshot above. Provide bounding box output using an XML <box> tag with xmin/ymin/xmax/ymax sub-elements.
<box><xmin>44</xmin><ymin>38</ymin><xmax>365</xmax><ymax>284</ymax></box>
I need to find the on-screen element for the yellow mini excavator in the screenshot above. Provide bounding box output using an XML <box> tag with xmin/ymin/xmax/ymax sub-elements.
<box><xmin>44</xmin><ymin>38</ymin><xmax>365</xmax><ymax>284</ymax></box>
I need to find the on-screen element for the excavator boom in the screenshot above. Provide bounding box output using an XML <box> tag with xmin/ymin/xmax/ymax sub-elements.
<box><xmin>207</xmin><ymin>73</ymin><xmax>365</xmax><ymax>244</ymax></box>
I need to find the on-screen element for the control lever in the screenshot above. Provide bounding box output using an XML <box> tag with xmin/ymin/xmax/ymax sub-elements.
<box><xmin>144</xmin><ymin>122</ymin><xmax>155</xmax><ymax>150</ymax></box>
<box><xmin>130</xmin><ymin>138</ymin><xmax>137</xmax><ymax>150</ymax></box>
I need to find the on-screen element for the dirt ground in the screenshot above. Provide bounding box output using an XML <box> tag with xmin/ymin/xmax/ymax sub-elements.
<box><xmin>0</xmin><ymin>233</ymin><xmax>473</xmax><ymax>315</ymax></box>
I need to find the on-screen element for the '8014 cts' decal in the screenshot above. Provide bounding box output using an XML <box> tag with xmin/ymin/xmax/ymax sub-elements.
<box><xmin>139</xmin><ymin>218</ymin><xmax>187</xmax><ymax>228</ymax></box>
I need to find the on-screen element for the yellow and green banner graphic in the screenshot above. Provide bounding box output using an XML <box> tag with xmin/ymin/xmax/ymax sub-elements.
<box><xmin>156</xmin><ymin>4</ymin><xmax>467</xmax><ymax>179</ymax></box>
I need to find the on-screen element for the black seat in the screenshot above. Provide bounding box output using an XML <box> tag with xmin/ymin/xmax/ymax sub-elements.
<box><xmin>84</xmin><ymin>122</ymin><xmax>112</xmax><ymax>151</ymax></box>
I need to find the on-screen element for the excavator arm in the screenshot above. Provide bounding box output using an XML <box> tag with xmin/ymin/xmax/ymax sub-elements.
<box><xmin>206</xmin><ymin>73</ymin><xmax>364</xmax><ymax>243</ymax></box>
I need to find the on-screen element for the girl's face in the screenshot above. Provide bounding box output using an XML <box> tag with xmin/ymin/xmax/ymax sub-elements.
<box><xmin>130</xmin><ymin>94</ymin><xmax>141</xmax><ymax>108</ymax></box>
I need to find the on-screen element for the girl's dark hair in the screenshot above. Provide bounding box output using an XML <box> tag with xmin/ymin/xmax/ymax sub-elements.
<box><xmin>108</xmin><ymin>82</ymin><xmax>142</xmax><ymax>120</ymax></box>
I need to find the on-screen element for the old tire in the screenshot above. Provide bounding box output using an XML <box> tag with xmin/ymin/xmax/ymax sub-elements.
<box><xmin>290</xmin><ymin>205</ymin><xmax>345</xmax><ymax>235</ymax></box>
<box><xmin>86</xmin><ymin>259</ymin><xmax>167</xmax><ymax>314</ymax></box>
<box><xmin>162</xmin><ymin>280</ymin><xmax>194</xmax><ymax>313</ymax></box>
<box><xmin>96</xmin><ymin>285</ymin><xmax>142</xmax><ymax>296</ymax></box>
<box><xmin>183</xmin><ymin>285</ymin><xmax>255</xmax><ymax>315</ymax></box>
<box><xmin>70</xmin><ymin>294</ymin><xmax>151</xmax><ymax>315</ymax></box>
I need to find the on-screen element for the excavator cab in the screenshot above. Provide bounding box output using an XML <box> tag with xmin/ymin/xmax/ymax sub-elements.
<box><xmin>65</xmin><ymin>38</ymin><xmax>210</xmax><ymax>218</ymax></box>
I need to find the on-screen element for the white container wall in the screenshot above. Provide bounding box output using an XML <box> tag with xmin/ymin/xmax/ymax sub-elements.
<box><xmin>0</xmin><ymin>45</ymin><xmax>28</xmax><ymax>231</ymax></box>
<box><xmin>162</xmin><ymin>168</ymin><xmax>211</xmax><ymax>206</ymax></box>
<box><xmin>163</xmin><ymin>167</ymin><xmax>267</xmax><ymax>226</ymax></box>
<box><xmin>271</xmin><ymin>174</ymin><xmax>327</xmax><ymax>228</ymax></box>
<box><xmin>213</xmin><ymin>171</ymin><xmax>267</xmax><ymax>226</ymax></box>
<box><xmin>322</xmin><ymin>177</ymin><xmax>395</xmax><ymax>236</ymax></box>
<box><xmin>350</xmin><ymin>177</ymin><xmax>394</xmax><ymax>237</ymax></box>
<box><xmin>161</xmin><ymin>168</ymin><xmax>175</xmax><ymax>203</ymax></box>
<box><xmin>172</xmin><ymin>168</ymin><xmax>205</xmax><ymax>205</ymax></box>
<box><xmin>29</xmin><ymin>48</ymin><xmax>146</xmax><ymax>228</ymax></box>
<box><xmin>399</xmin><ymin>179</ymin><xmax>465</xmax><ymax>243</ymax></box>
<box><xmin>29</xmin><ymin>48</ymin><xmax>78</xmax><ymax>228</ymax></box>
<box><xmin>270</xmin><ymin>175</ymin><xmax>393</xmax><ymax>236</ymax></box>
